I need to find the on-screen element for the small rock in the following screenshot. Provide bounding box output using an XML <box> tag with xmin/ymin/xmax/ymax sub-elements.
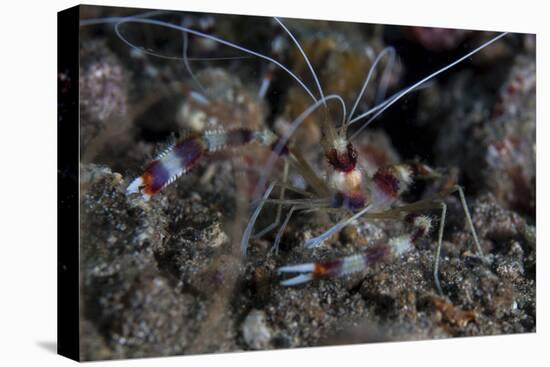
<box><xmin>242</xmin><ymin>310</ymin><xmax>272</xmax><ymax>350</ymax></box>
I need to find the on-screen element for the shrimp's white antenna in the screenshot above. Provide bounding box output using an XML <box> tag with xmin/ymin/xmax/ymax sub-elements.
<box><xmin>349</xmin><ymin>32</ymin><xmax>509</xmax><ymax>140</ymax></box>
<box><xmin>274</xmin><ymin>17</ymin><xmax>324</xmax><ymax>105</ymax></box>
<box><xmin>181</xmin><ymin>18</ymin><xmax>209</xmax><ymax>100</ymax></box>
<box><xmin>81</xmin><ymin>13</ymin><xmax>258</xmax><ymax>62</ymax></box>
<box><xmin>113</xmin><ymin>17</ymin><xmax>320</xmax><ymax>104</ymax></box>
<box><xmin>79</xmin><ymin>10</ymin><xmax>167</xmax><ymax>26</ymax></box>
<box><xmin>347</xmin><ymin>46</ymin><xmax>396</xmax><ymax>125</ymax></box>
<box><xmin>374</xmin><ymin>46</ymin><xmax>397</xmax><ymax>106</ymax></box>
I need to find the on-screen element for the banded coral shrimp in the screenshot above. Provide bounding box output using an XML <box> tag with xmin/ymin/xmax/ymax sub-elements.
<box><xmin>79</xmin><ymin>6</ymin><xmax>534</xmax><ymax>353</ymax></box>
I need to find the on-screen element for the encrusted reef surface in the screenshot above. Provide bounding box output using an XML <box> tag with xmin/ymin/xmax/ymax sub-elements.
<box><xmin>78</xmin><ymin>7</ymin><xmax>535</xmax><ymax>360</ymax></box>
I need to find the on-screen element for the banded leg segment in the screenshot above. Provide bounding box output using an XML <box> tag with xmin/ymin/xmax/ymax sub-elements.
<box><xmin>126</xmin><ymin>134</ymin><xmax>206</xmax><ymax>200</ymax></box>
<box><xmin>278</xmin><ymin>214</ymin><xmax>433</xmax><ymax>286</ymax></box>
<box><xmin>126</xmin><ymin>128</ymin><xmax>280</xmax><ymax>201</ymax></box>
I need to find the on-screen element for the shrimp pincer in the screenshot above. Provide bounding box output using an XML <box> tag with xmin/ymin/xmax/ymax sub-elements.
<box><xmin>127</xmin><ymin>128</ymin><xmax>279</xmax><ymax>200</ymax></box>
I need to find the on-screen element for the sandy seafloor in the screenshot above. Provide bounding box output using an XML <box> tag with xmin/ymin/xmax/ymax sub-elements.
<box><xmin>74</xmin><ymin>6</ymin><xmax>535</xmax><ymax>360</ymax></box>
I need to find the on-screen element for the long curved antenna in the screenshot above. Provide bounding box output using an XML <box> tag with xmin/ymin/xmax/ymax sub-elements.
<box><xmin>181</xmin><ymin>18</ymin><xmax>209</xmax><ymax>99</ymax></box>
<box><xmin>81</xmin><ymin>15</ymin><xmax>254</xmax><ymax>62</ymax></box>
<box><xmin>113</xmin><ymin>17</ymin><xmax>319</xmax><ymax>103</ymax></box>
<box><xmin>348</xmin><ymin>32</ymin><xmax>509</xmax><ymax>140</ymax></box>
<box><xmin>344</xmin><ymin>79</ymin><xmax>433</xmax><ymax>132</ymax></box>
<box><xmin>347</xmin><ymin>47</ymin><xmax>396</xmax><ymax>125</ymax></box>
<box><xmin>252</xmin><ymin>94</ymin><xmax>346</xmax><ymax>201</ymax></box>
<box><xmin>374</xmin><ymin>46</ymin><xmax>397</xmax><ymax>106</ymax></box>
<box><xmin>273</xmin><ymin>17</ymin><xmax>324</xmax><ymax>105</ymax></box>
<box><xmin>79</xmin><ymin>10</ymin><xmax>168</xmax><ymax>26</ymax></box>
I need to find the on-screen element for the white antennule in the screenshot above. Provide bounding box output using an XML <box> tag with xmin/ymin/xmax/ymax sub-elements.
<box><xmin>180</xmin><ymin>18</ymin><xmax>208</xmax><ymax>100</ymax></box>
<box><xmin>347</xmin><ymin>46</ymin><xmax>396</xmax><ymax>125</ymax></box>
<box><xmin>273</xmin><ymin>17</ymin><xmax>325</xmax><ymax>105</ymax></box>
<box><xmin>349</xmin><ymin>32</ymin><xmax>509</xmax><ymax>140</ymax></box>
<box><xmin>112</xmin><ymin>16</ymin><xmax>319</xmax><ymax>104</ymax></box>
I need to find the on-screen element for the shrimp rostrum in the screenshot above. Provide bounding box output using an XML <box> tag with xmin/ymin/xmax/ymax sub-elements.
<box><xmin>119</xmin><ymin>13</ymin><xmax>507</xmax><ymax>295</ymax></box>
